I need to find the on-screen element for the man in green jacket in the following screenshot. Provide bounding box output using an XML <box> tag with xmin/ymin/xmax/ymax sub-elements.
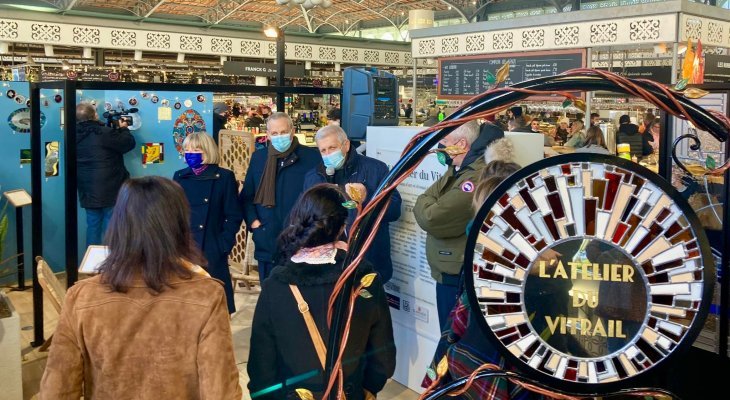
<box><xmin>414</xmin><ymin>120</ymin><xmax>503</xmax><ymax>328</ymax></box>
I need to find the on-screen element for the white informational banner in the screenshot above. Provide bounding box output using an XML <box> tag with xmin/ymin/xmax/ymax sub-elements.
<box><xmin>366</xmin><ymin>126</ymin><xmax>445</xmax><ymax>393</ymax></box>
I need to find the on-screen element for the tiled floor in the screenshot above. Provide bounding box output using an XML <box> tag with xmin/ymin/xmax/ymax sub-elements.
<box><xmin>3</xmin><ymin>281</ymin><xmax>419</xmax><ymax>400</ymax></box>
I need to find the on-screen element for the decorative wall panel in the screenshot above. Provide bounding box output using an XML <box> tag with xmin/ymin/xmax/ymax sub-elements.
<box><xmin>0</xmin><ymin>17</ymin><xmax>416</xmax><ymax>67</ymax></box>
<box><xmin>680</xmin><ymin>14</ymin><xmax>730</xmax><ymax>47</ymax></box>
<box><xmin>412</xmin><ymin>14</ymin><xmax>679</xmax><ymax>58</ymax></box>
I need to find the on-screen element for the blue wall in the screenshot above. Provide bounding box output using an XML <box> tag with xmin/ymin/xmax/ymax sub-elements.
<box><xmin>0</xmin><ymin>84</ymin><xmax>212</xmax><ymax>277</ymax></box>
<box><xmin>75</xmin><ymin>89</ymin><xmax>213</xmax><ymax>263</ymax></box>
<box><xmin>0</xmin><ymin>82</ymin><xmax>33</xmax><ymax>282</ymax></box>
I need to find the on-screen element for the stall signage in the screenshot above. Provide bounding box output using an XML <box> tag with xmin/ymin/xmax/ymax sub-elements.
<box><xmin>466</xmin><ymin>156</ymin><xmax>714</xmax><ymax>394</ymax></box>
<box><xmin>223</xmin><ymin>61</ymin><xmax>305</xmax><ymax>78</ymax></box>
<box><xmin>438</xmin><ymin>50</ymin><xmax>585</xmax><ymax>99</ymax></box>
<box><xmin>596</xmin><ymin>66</ymin><xmax>672</xmax><ymax>83</ymax></box>
<box><xmin>203</xmin><ymin>75</ymin><xmax>234</xmax><ymax>84</ymax></box>
<box><xmin>704</xmin><ymin>54</ymin><xmax>730</xmax><ymax>78</ymax></box>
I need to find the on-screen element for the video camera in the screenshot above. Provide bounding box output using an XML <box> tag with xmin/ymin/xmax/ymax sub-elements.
<box><xmin>102</xmin><ymin>108</ymin><xmax>138</xmax><ymax>128</ymax></box>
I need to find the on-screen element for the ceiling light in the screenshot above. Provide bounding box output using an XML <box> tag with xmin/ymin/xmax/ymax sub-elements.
<box><xmin>44</xmin><ymin>44</ymin><xmax>54</xmax><ymax>56</ymax></box>
<box><xmin>131</xmin><ymin>64</ymin><xmax>139</xmax><ymax>73</ymax></box>
<box><xmin>264</xmin><ymin>26</ymin><xmax>280</xmax><ymax>38</ymax></box>
<box><xmin>0</xmin><ymin>41</ymin><xmax>8</xmax><ymax>54</ymax></box>
<box><xmin>177</xmin><ymin>53</ymin><xmax>185</xmax><ymax>63</ymax></box>
<box><xmin>334</xmin><ymin>62</ymin><xmax>341</xmax><ymax>72</ymax></box>
<box><xmin>220</xmin><ymin>56</ymin><xmax>227</xmax><ymax>65</ymax></box>
<box><xmin>134</xmin><ymin>50</ymin><xmax>143</xmax><ymax>61</ymax></box>
<box><xmin>305</xmin><ymin>61</ymin><xmax>312</xmax><ymax>70</ymax></box>
<box><xmin>83</xmin><ymin>47</ymin><xmax>93</xmax><ymax>58</ymax></box>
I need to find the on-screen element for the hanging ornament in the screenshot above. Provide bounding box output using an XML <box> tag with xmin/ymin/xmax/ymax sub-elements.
<box><xmin>561</xmin><ymin>99</ymin><xmax>573</xmax><ymax>108</ymax></box>
<box><xmin>574</xmin><ymin>99</ymin><xmax>586</xmax><ymax>111</ymax></box>
<box><xmin>681</xmin><ymin>38</ymin><xmax>695</xmax><ymax>81</ymax></box>
<box><xmin>692</xmin><ymin>39</ymin><xmax>705</xmax><ymax>85</ymax></box>
<box><xmin>683</xmin><ymin>87</ymin><xmax>710</xmax><ymax>99</ymax></box>
<box><xmin>674</xmin><ymin>78</ymin><xmax>689</xmax><ymax>91</ymax></box>
<box><xmin>484</xmin><ymin>70</ymin><xmax>496</xmax><ymax>85</ymax></box>
<box><xmin>495</xmin><ymin>62</ymin><xmax>510</xmax><ymax>84</ymax></box>
<box><xmin>706</xmin><ymin>155</ymin><xmax>716</xmax><ymax>170</ymax></box>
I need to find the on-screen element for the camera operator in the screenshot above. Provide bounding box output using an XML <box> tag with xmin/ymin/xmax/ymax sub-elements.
<box><xmin>76</xmin><ymin>103</ymin><xmax>136</xmax><ymax>247</ymax></box>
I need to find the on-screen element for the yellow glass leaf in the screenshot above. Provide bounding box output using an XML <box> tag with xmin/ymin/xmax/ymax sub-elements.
<box><xmin>295</xmin><ymin>388</ymin><xmax>315</xmax><ymax>400</ymax></box>
<box><xmin>574</xmin><ymin>99</ymin><xmax>586</xmax><ymax>111</ymax></box>
<box><xmin>436</xmin><ymin>356</ymin><xmax>449</xmax><ymax>377</ymax></box>
<box><xmin>684</xmin><ymin>87</ymin><xmax>710</xmax><ymax>99</ymax></box>
<box><xmin>439</xmin><ymin>145</ymin><xmax>467</xmax><ymax>157</ymax></box>
<box><xmin>495</xmin><ymin>62</ymin><xmax>510</xmax><ymax>84</ymax></box>
<box><xmin>345</xmin><ymin>184</ymin><xmax>366</xmax><ymax>203</ymax></box>
<box><xmin>360</xmin><ymin>273</ymin><xmax>377</xmax><ymax>288</ymax></box>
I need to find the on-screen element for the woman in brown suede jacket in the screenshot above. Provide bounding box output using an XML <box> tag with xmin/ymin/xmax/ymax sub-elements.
<box><xmin>39</xmin><ymin>176</ymin><xmax>242</xmax><ymax>400</ymax></box>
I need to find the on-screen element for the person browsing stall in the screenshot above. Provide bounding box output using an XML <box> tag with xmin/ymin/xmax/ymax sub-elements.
<box><xmin>564</xmin><ymin>119</ymin><xmax>586</xmax><ymax>148</ymax></box>
<box><xmin>75</xmin><ymin>103</ymin><xmax>136</xmax><ymax>247</ymax></box>
<box><xmin>173</xmin><ymin>132</ymin><xmax>243</xmax><ymax>313</ymax></box>
<box><xmin>240</xmin><ymin>112</ymin><xmax>320</xmax><ymax>283</ymax></box>
<box><xmin>413</xmin><ymin>120</ymin><xmax>502</xmax><ymax>328</ymax></box>
<box><xmin>40</xmin><ymin>176</ymin><xmax>242</xmax><ymax>400</ymax></box>
<box><xmin>247</xmin><ymin>184</ymin><xmax>395</xmax><ymax>400</ymax></box>
<box><xmin>303</xmin><ymin>125</ymin><xmax>402</xmax><ymax>282</ymax></box>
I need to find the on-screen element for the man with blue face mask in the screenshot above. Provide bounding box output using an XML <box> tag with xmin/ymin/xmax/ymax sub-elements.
<box><xmin>240</xmin><ymin>112</ymin><xmax>320</xmax><ymax>283</ymax></box>
<box><xmin>303</xmin><ymin>125</ymin><xmax>402</xmax><ymax>283</ymax></box>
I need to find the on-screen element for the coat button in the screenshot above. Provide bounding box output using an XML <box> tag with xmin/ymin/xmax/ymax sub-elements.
<box><xmin>199</xmin><ymin>224</ymin><xmax>204</xmax><ymax>229</ymax></box>
<box><xmin>204</xmin><ymin>198</ymin><xmax>209</xmax><ymax>202</ymax></box>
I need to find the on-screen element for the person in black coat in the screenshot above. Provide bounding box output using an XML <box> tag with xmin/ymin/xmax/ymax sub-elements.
<box><xmin>173</xmin><ymin>132</ymin><xmax>243</xmax><ymax>313</ymax></box>
<box><xmin>248</xmin><ymin>184</ymin><xmax>396</xmax><ymax>400</ymax></box>
<box><xmin>303</xmin><ymin>125</ymin><xmax>401</xmax><ymax>282</ymax></box>
<box><xmin>239</xmin><ymin>112</ymin><xmax>321</xmax><ymax>283</ymax></box>
<box><xmin>212</xmin><ymin>102</ymin><xmax>230</xmax><ymax>144</ymax></box>
<box><xmin>616</xmin><ymin>114</ymin><xmax>653</xmax><ymax>158</ymax></box>
<box><xmin>76</xmin><ymin>103</ymin><xmax>136</xmax><ymax>247</ymax></box>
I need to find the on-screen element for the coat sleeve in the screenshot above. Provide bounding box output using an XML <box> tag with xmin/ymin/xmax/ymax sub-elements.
<box><xmin>240</xmin><ymin>157</ymin><xmax>259</xmax><ymax>227</ymax></box>
<box><xmin>197</xmin><ymin>287</ymin><xmax>243</xmax><ymax>400</ymax></box>
<box><xmin>219</xmin><ymin>171</ymin><xmax>244</xmax><ymax>254</ymax></box>
<box><xmin>362</xmin><ymin>279</ymin><xmax>396</xmax><ymax>395</ymax></box>
<box><xmin>247</xmin><ymin>286</ymin><xmax>280</xmax><ymax>399</ymax></box>
<box><xmin>302</xmin><ymin>168</ymin><xmax>323</xmax><ymax>192</ymax></box>
<box><xmin>413</xmin><ymin>176</ymin><xmax>474</xmax><ymax>239</ymax></box>
<box><xmin>103</xmin><ymin>126</ymin><xmax>136</xmax><ymax>154</ymax></box>
<box><xmin>39</xmin><ymin>287</ymin><xmax>84</xmax><ymax>400</ymax></box>
<box><xmin>375</xmin><ymin>162</ymin><xmax>402</xmax><ymax>224</ymax></box>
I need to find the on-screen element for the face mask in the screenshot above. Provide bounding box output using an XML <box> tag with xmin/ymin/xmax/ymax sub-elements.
<box><xmin>184</xmin><ymin>152</ymin><xmax>204</xmax><ymax>169</ymax></box>
<box><xmin>436</xmin><ymin>143</ymin><xmax>453</xmax><ymax>166</ymax></box>
<box><xmin>270</xmin><ymin>134</ymin><xmax>292</xmax><ymax>152</ymax></box>
<box><xmin>323</xmin><ymin>149</ymin><xmax>346</xmax><ymax>170</ymax></box>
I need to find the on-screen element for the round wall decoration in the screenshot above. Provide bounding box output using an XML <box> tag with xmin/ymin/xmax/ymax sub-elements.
<box><xmin>172</xmin><ymin>109</ymin><xmax>206</xmax><ymax>155</ymax></box>
<box><xmin>8</xmin><ymin>108</ymin><xmax>46</xmax><ymax>133</ymax></box>
<box><xmin>466</xmin><ymin>153</ymin><xmax>715</xmax><ymax>394</ymax></box>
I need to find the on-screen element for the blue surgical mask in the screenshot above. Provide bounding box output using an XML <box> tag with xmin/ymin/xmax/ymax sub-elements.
<box><xmin>323</xmin><ymin>149</ymin><xmax>346</xmax><ymax>170</ymax></box>
<box><xmin>270</xmin><ymin>134</ymin><xmax>292</xmax><ymax>152</ymax></box>
<box><xmin>184</xmin><ymin>152</ymin><xmax>203</xmax><ymax>169</ymax></box>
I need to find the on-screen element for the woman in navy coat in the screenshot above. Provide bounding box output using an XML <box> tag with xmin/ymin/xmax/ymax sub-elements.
<box><xmin>173</xmin><ymin>132</ymin><xmax>243</xmax><ymax>313</ymax></box>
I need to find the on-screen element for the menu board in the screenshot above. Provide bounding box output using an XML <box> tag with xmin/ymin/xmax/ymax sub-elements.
<box><xmin>439</xmin><ymin>49</ymin><xmax>585</xmax><ymax>99</ymax></box>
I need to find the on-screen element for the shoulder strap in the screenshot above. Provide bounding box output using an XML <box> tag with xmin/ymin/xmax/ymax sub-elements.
<box><xmin>289</xmin><ymin>284</ymin><xmax>327</xmax><ymax>369</ymax></box>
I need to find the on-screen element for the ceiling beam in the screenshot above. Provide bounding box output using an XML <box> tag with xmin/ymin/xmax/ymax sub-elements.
<box><xmin>203</xmin><ymin>0</ymin><xmax>254</xmax><ymax>26</ymax></box>
<box><xmin>141</xmin><ymin>0</ymin><xmax>168</xmax><ymax>19</ymax></box>
<box><xmin>64</xmin><ymin>0</ymin><xmax>80</xmax><ymax>12</ymax></box>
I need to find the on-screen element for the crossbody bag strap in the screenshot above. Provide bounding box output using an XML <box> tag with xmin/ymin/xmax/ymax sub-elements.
<box><xmin>289</xmin><ymin>284</ymin><xmax>327</xmax><ymax>369</ymax></box>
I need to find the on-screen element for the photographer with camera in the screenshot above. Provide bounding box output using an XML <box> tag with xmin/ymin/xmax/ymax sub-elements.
<box><xmin>76</xmin><ymin>103</ymin><xmax>136</xmax><ymax>247</ymax></box>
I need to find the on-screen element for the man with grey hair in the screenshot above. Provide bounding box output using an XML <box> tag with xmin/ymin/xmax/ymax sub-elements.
<box><xmin>76</xmin><ymin>102</ymin><xmax>135</xmax><ymax>247</ymax></box>
<box><xmin>414</xmin><ymin>119</ymin><xmax>503</xmax><ymax>328</ymax></box>
<box><xmin>240</xmin><ymin>111</ymin><xmax>320</xmax><ymax>282</ymax></box>
<box><xmin>302</xmin><ymin>125</ymin><xmax>401</xmax><ymax>282</ymax></box>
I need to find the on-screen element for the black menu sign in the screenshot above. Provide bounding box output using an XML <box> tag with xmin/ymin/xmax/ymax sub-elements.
<box><xmin>439</xmin><ymin>50</ymin><xmax>585</xmax><ymax>99</ymax></box>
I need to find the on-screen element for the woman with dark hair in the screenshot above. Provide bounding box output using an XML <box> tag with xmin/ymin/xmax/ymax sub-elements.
<box><xmin>40</xmin><ymin>176</ymin><xmax>242</xmax><ymax>400</ymax></box>
<box><xmin>575</xmin><ymin>125</ymin><xmax>610</xmax><ymax>155</ymax></box>
<box><xmin>247</xmin><ymin>184</ymin><xmax>396</xmax><ymax>400</ymax></box>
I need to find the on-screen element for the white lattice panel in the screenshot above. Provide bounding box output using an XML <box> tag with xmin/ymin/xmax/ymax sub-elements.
<box><xmin>0</xmin><ymin>17</ymin><xmax>417</xmax><ymax>67</ymax></box>
<box><xmin>680</xmin><ymin>14</ymin><xmax>730</xmax><ymax>47</ymax></box>
<box><xmin>412</xmin><ymin>14</ymin><xmax>678</xmax><ymax>58</ymax></box>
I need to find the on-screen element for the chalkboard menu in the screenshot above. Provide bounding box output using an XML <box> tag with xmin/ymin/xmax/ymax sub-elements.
<box><xmin>439</xmin><ymin>50</ymin><xmax>585</xmax><ymax>99</ymax></box>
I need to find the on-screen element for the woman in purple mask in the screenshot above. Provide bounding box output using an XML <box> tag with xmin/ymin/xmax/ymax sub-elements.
<box><xmin>174</xmin><ymin>132</ymin><xmax>243</xmax><ymax>313</ymax></box>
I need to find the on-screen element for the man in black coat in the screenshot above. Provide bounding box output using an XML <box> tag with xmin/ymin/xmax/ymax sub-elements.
<box><xmin>303</xmin><ymin>125</ymin><xmax>402</xmax><ymax>282</ymax></box>
<box><xmin>76</xmin><ymin>103</ymin><xmax>135</xmax><ymax>246</ymax></box>
<box><xmin>616</xmin><ymin>114</ymin><xmax>653</xmax><ymax>158</ymax></box>
<box><xmin>240</xmin><ymin>112</ymin><xmax>321</xmax><ymax>283</ymax></box>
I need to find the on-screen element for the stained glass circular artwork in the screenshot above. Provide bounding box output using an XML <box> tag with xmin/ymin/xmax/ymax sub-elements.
<box><xmin>8</xmin><ymin>108</ymin><xmax>46</xmax><ymax>133</ymax></box>
<box><xmin>172</xmin><ymin>109</ymin><xmax>206</xmax><ymax>155</ymax></box>
<box><xmin>465</xmin><ymin>154</ymin><xmax>714</xmax><ymax>394</ymax></box>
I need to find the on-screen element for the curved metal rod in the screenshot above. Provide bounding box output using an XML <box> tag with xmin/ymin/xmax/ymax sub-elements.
<box><xmin>324</xmin><ymin>70</ymin><xmax>730</xmax><ymax>399</ymax></box>
<box><xmin>421</xmin><ymin>370</ymin><xmax>681</xmax><ymax>400</ymax></box>
<box><xmin>672</xmin><ymin>133</ymin><xmax>702</xmax><ymax>175</ymax></box>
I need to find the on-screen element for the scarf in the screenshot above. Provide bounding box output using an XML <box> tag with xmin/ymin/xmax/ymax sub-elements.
<box><xmin>253</xmin><ymin>136</ymin><xmax>299</xmax><ymax>207</ymax></box>
<box><xmin>192</xmin><ymin>164</ymin><xmax>208</xmax><ymax>176</ymax></box>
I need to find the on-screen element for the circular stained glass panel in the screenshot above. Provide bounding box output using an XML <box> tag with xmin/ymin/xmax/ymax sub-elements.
<box><xmin>465</xmin><ymin>154</ymin><xmax>715</xmax><ymax>394</ymax></box>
